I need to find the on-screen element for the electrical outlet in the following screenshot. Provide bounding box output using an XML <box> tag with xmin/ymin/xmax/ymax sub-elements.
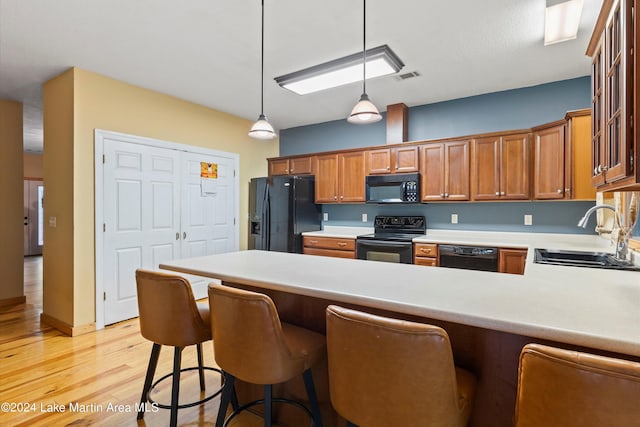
<box><xmin>323</xmin><ymin>213</ymin><xmax>329</xmax><ymax>221</ymax></box>
<box><xmin>362</xmin><ymin>213</ymin><xmax>368</xmax><ymax>222</ymax></box>
<box><xmin>451</xmin><ymin>213</ymin><xmax>458</xmax><ymax>224</ymax></box>
<box><xmin>49</xmin><ymin>216</ymin><xmax>57</xmax><ymax>228</ymax></box>
<box><xmin>524</xmin><ymin>214</ymin><xmax>533</xmax><ymax>226</ymax></box>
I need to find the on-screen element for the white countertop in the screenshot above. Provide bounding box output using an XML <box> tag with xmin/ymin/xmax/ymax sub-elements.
<box><xmin>161</xmin><ymin>244</ymin><xmax>640</xmax><ymax>357</ymax></box>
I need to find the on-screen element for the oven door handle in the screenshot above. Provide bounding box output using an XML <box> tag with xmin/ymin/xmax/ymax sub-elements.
<box><xmin>358</xmin><ymin>239</ymin><xmax>412</xmax><ymax>247</ymax></box>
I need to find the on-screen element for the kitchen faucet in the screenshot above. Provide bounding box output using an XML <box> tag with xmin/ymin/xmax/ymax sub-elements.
<box><xmin>577</xmin><ymin>205</ymin><xmax>618</xmax><ymax>228</ymax></box>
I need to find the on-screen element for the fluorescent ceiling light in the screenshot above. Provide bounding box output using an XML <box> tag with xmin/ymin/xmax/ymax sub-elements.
<box><xmin>544</xmin><ymin>0</ymin><xmax>584</xmax><ymax>45</ymax></box>
<box><xmin>275</xmin><ymin>45</ymin><xmax>404</xmax><ymax>95</ymax></box>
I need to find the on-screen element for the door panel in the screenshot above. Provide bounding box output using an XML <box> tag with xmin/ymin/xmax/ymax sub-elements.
<box><xmin>103</xmin><ymin>139</ymin><xmax>181</xmax><ymax>324</ymax></box>
<box><xmin>420</xmin><ymin>144</ymin><xmax>444</xmax><ymax>201</ymax></box>
<box><xmin>24</xmin><ymin>180</ymin><xmax>44</xmax><ymax>256</ymax></box>
<box><xmin>534</xmin><ymin>125</ymin><xmax>565</xmax><ymax>199</ymax></box>
<box><xmin>340</xmin><ymin>151</ymin><xmax>366</xmax><ymax>202</ymax></box>
<box><xmin>472</xmin><ymin>137</ymin><xmax>500</xmax><ymax>200</ymax></box>
<box><xmin>445</xmin><ymin>141</ymin><xmax>470</xmax><ymax>201</ymax></box>
<box><xmin>315</xmin><ymin>154</ymin><xmax>338</xmax><ymax>203</ymax></box>
<box><xmin>501</xmin><ymin>134</ymin><xmax>530</xmax><ymax>200</ymax></box>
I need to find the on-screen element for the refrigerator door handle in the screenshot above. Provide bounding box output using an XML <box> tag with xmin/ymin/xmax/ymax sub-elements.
<box><xmin>263</xmin><ymin>183</ymin><xmax>270</xmax><ymax>251</ymax></box>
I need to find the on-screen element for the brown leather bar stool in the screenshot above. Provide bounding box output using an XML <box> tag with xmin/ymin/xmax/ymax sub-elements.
<box><xmin>136</xmin><ymin>269</ymin><xmax>224</xmax><ymax>427</ymax></box>
<box><xmin>326</xmin><ymin>305</ymin><xmax>476</xmax><ymax>427</ymax></box>
<box><xmin>208</xmin><ymin>283</ymin><xmax>325</xmax><ymax>427</ymax></box>
<box><xmin>515</xmin><ymin>343</ymin><xmax>640</xmax><ymax>427</ymax></box>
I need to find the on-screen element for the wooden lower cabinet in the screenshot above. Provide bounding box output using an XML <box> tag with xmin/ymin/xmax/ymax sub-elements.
<box><xmin>498</xmin><ymin>248</ymin><xmax>528</xmax><ymax>275</ymax></box>
<box><xmin>413</xmin><ymin>243</ymin><xmax>438</xmax><ymax>266</ymax></box>
<box><xmin>303</xmin><ymin>236</ymin><xmax>356</xmax><ymax>259</ymax></box>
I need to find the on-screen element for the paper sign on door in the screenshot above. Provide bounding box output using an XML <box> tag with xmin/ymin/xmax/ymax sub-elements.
<box><xmin>200</xmin><ymin>162</ymin><xmax>218</xmax><ymax>196</ymax></box>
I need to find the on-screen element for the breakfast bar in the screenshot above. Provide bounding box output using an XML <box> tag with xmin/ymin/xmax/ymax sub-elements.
<box><xmin>160</xmin><ymin>249</ymin><xmax>640</xmax><ymax>426</ymax></box>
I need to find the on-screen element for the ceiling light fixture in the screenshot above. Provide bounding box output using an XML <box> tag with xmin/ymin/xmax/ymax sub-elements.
<box><xmin>249</xmin><ymin>0</ymin><xmax>276</xmax><ymax>140</ymax></box>
<box><xmin>347</xmin><ymin>0</ymin><xmax>383</xmax><ymax>124</ymax></box>
<box><xmin>275</xmin><ymin>45</ymin><xmax>403</xmax><ymax>96</ymax></box>
<box><xmin>544</xmin><ymin>0</ymin><xmax>584</xmax><ymax>46</ymax></box>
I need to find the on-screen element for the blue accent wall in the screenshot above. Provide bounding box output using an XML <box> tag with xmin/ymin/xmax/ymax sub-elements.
<box><xmin>277</xmin><ymin>76</ymin><xmax>636</xmax><ymax>236</ymax></box>
<box><xmin>280</xmin><ymin>76</ymin><xmax>591</xmax><ymax>156</ymax></box>
<box><xmin>322</xmin><ymin>202</ymin><xmax>598</xmax><ymax>235</ymax></box>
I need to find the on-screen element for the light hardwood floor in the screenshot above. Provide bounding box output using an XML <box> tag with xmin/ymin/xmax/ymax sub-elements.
<box><xmin>0</xmin><ymin>257</ymin><xmax>269</xmax><ymax>427</ymax></box>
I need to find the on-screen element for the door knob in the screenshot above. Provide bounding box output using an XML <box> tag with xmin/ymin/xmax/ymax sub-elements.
<box><xmin>176</xmin><ymin>232</ymin><xmax>180</xmax><ymax>240</ymax></box>
<box><xmin>183</xmin><ymin>232</ymin><xmax>187</xmax><ymax>240</ymax></box>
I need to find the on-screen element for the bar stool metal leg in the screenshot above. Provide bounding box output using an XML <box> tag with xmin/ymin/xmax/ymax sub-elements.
<box><xmin>197</xmin><ymin>343</ymin><xmax>205</xmax><ymax>391</ymax></box>
<box><xmin>216</xmin><ymin>373</ymin><xmax>236</xmax><ymax>427</ymax></box>
<box><xmin>170</xmin><ymin>346</ymin><xmax>183</xmax><ymax>427</ymax></box>
<box><xmin>138</xmin><ymin>343</ymin><xmax>162</xmax><ymax>420</ymax></box>
<box><xmin>302</xmin><ymin>369</ymin><xmax>323</xmax><ymax>427</ymax></box>
<box><xmin>264</xmin><ymin>384</ymin><xmax>273</xmax><ymax>426</ymax></box>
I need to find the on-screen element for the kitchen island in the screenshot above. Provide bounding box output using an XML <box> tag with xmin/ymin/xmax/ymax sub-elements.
<box><xmin>160</xmin><ymin>249</ymin><xmax>640</xmax><ymax>426</ymax></box>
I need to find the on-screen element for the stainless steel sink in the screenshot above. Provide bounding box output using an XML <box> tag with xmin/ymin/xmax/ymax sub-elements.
<box><xmin>534</xmin><ymin>248</ymin><xmax>640</xmax><ymax>271</ymax></box>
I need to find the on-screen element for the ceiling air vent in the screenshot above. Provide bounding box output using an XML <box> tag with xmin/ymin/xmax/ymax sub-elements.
<box><xmin>396</xmin><ymin>71</ymin><xmax>420</xmax><ymax>81</ymax></box>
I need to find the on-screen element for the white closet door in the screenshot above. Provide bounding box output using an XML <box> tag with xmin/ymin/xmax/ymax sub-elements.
<box><xmin>102</xmin><ymin>139</ymin><xmax>181</xmax><ymax>324</ymax></box>
<box><xmin>180</xmin><ymin>151</ymin><xmax>237</xmax><ymax>297</ymax></box>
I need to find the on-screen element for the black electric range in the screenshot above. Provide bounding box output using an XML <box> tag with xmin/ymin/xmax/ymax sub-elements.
<box><xmin>356</xmin><ymin>215</ymin><xmax>425</xmax><ymax>263</ymax></box>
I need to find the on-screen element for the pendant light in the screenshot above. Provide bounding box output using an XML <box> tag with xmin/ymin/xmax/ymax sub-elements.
<box><xmin>249</xmin><ymin>0</ymin><xmax>276</xmax><ymax>139</ymax></box>
<box><xmin>347</xmin><ymin>0</ymin><xmax>382</xmax><ymax>124</ymax></box>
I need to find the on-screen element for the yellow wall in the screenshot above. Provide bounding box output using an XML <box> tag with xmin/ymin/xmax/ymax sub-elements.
<box><xmin>24</xmin><ymin>153</ymin><xmax>44</xmax><ymax>179</ymax></box>
<box><xmin>0</xmin><ymin>99</ymin><xmax>25</xmax><ymax>302</ymax></box>
<box><xmin>43</xmin><ymin>70</ymin><xmax>75</xmax><ymax>324</ymax></box>
<box><xmin>44</xmin><ymin>67</ymin><xmax>278</xmax><ymax>328</ymax></box>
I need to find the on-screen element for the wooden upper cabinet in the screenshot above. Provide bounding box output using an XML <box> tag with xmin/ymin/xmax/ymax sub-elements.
<box><xmin>420</xmin><ymin>141</ymin><xmax>469</xmax><ymax>201</ymax></box>
<box><xmin>315</xmin><ymin>154</ymin><xmax>339</xmax><ymax>203</ymax></box>
<box><xmin>339</xmin><ymin>151</ymin><xmax>366</xmax><ymax>202</ymax></box>
<box><xmin>533</xmin><ymin>123</ymin><xmax>566</xmax><ymax>200</ymax></box>
<box><xmin>567</xmin><ymin>111</ymin><xmax>596</xmax><ymax>200</ymax></box>
<box><xmin>367</xmin><ymin>146</ymin><xmax>418</xmax><ymax>174</ymax></box>
<box><xmin>268</xmin><ymin>156</ymin><xmax>313</xmax><ymax>176</ymax></box>
<box><xmin>471</xmin><ymin>133</ymin><xmax>529</xmax><ymax>200</ymax></box>
<box><xmin>269</xmin><ymin>158</ymin><xmax>290</xmax><ymax>176</ymax></box>
<box><xmin>588</xmin><ymin>0</ymin><xmax>638</xmax><ymax>190</ymax></box>
<box><xmin>314</xmin><ymin>151</ymin><xmax>365</xmax><ymax>203</ymax></box>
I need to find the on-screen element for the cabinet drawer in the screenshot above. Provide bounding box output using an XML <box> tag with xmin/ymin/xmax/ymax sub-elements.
<box><xmin>414</xmin><ymin>257</ymin><xmax>438</xmax><ymax>267</ymax></box>
<box><xmin>414</xmin><ymin>243</ymin><xmax>438</xmax><ymax>257</ymax></box>
<box><xmin>303</xmin><ymin>247</ymin><xmax>356</xmax><ymax>259</ymax></box>
<box><xmin>303</xmin><ymin>236</ymin><xmax>355</xmax><ymax>251</ymax></box>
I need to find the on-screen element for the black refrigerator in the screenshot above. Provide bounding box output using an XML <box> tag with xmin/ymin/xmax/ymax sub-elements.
<box><xmin>249</xmin><ymin>175</ymin><xmax>322</xmax><ymax>253</ymax></box>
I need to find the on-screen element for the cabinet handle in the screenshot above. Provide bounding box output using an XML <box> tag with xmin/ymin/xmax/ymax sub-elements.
<box><xmin>444</xmin><ymin>193</ymin><xmax>449</xmax><ymax>198</ymax></box>
<box><xmin>338</xmin><ymin>242</ymin><xmax>347</xmax><ymax>247</ymax></box>
<box><xmin>334</xmin><ymin>195</ymin><xmax>337</xmax><ymax>200</ymax></box>
<box><xmin>310</xmin><ymin>240</ymin><xmax>318</xmax><ymax>244</ymax></box>
<box><xmin>395</xmin><ymin>165</ymin><xmax>398</xmax><ymax>170</ymax></box>
<box><xmin>601</xmin><ymin>165</ymin><xmax>608</xmax><ymax>172</ymax></box>
<box><xmin>557</xmin><ymin>189</ymin><xmax>562</xmax><ymax>193</ymax></box>
<box><xmin>387</xmin><ymin>166</ymin><xmax>390</xmax><ymax>171</ymax></box>
<box><xmin>565</xmin><ymin>187</ymin><xmax>570</xmax><ymax>192</ymax></box>
<box><xmin>420</xmin><ymin>248</ymin><xmax>432</xmax><ymax>254</ymax></box>
<box><xmin>495</xmin><ymin>192</ymin><xmax>500</xmax><ymax>196</ymax></box>
<box><xmin>440</xmin><ymin>193</ymin><xmax>445</xmax><ymax>198</ymax></box>
<box><xmin>340</xmin><ymin>195</ymin><xmax>344</xmax><ymax>200</ymax></box>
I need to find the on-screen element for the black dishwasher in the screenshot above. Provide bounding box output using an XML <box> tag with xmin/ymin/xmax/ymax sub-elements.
<box><xmin>439</xmin><ymin>245</ymin><xmax>499</xmax><ymax>272</ymax></box>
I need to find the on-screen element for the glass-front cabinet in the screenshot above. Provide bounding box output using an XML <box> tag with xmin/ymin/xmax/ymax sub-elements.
<box><xmin>589</xmin><ymin>0</ymin><xmax>636</xmax><ymax>189</ymax></box>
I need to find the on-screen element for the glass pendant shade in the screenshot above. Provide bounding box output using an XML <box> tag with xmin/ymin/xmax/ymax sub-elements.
<box><xmin>248</xmin><ymin>114</ymin><xmax>276</xmax><ymax>140</ymax></box>
<box><xmin>347</xmin><ymin>93</ymin><xmax>382</xmax><ymax>124</ymax></box>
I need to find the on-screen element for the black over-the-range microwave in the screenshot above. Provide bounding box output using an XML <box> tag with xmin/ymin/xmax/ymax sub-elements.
<box><xmin>365</xmin><ymin>173</ymin><xmax>420</xmax><ymax>203</ymax></box>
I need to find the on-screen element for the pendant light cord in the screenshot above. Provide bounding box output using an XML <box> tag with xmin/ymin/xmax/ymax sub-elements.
<box><xmin>260</xmin><ymin>0</ymin><xmax>265</xmax><ymax>115</ymax></box>
<box><xmin>362</xmin><ymin>0</ymin><xmax>367</xmax><ymax>95</ymax></box>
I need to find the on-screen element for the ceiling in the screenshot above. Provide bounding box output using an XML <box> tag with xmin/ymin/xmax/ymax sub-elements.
<box><xmin>0</xmin><ymin>0</ymin><xmax>602</xmax><ymax>153</ymax></box>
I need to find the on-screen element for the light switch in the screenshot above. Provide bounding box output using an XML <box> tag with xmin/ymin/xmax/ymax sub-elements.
<box><xmin>524</xmin><ymin>214</ymin><xmax>533</xmax><ymax>226</ymax></box>
<box><xmin>323</xmin><ymin>213</ymin><xmax>329</xmax><ymax>221</ymax></box>
<box><xmin>362</xmin><ymin>213</ymin><xmax>367</xmax><ymax>222</ymax></box>
<box><xmin>49</xmin><ymin>216</ymin><xmax>57</xmax><ymax>228</ymax></box>
<box><xmin>451</xmin><ymin>214</ymin><xmax>458</xmax><ymax>224</ymax></box>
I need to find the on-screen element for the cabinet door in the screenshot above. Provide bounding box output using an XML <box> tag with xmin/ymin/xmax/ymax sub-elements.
<box><xmin>534</xmin><ymin>125</ymin><xmax>566</xmax><ymax>199</ymax></box>
<box><xmin>367</xmin><ymin>148</ymin><xmax>392</xmax><ymax>174</ymax></box>
<box><xmin>591</xmin><ymin>34</ymin><xmax>606</xmax><ymax>186</ymax></box>
<box><xmin>501</xmin><ymin>134</ymin><xmax>530</xmax><ymax>200</ymax></box>
<box><xmin>471</xmin><ymin>136</ymin><xmax>500</xmax><ymax>200</ymax></box>
<box><xmin>420</xmin><ymin>143</ymin><xmax>445</xmax><ymax>201</ymax></box>
<box><xmin>269</xmin><ymin>159</ymin><xmax>289</xmax><ymax>176</ymax></box>
<box><xmin>289</xmin><ymin>156</ymin><xmax>313</xmax><ymax>175</ymax></box>
<box><xmin>394</xmin><ymin>146</ymin><xmax>419</xmax><ymax>173</ymax></box>
<box><xmin>340</xmin><ymin>151</ymin><xmax>366</xmax><ymax>203</ymax></box>
<box><xmin>499</xmin><ymin>248</ymin><xmax>527</xmax><ymax>275</ymax></box>
<box><xmin>602</xmin><ymin>0</ymin><xmax>633</xmax><ymax>183</ymax></box>
<box><xmin>315</xmin><ymin>154</ymin><xmax>339</xmax><ymax>203</ymax></box>
<box><xmin>444</xmin><ymin>141</ymin><xmax>470</xmax><ymax>201</ymax></box>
